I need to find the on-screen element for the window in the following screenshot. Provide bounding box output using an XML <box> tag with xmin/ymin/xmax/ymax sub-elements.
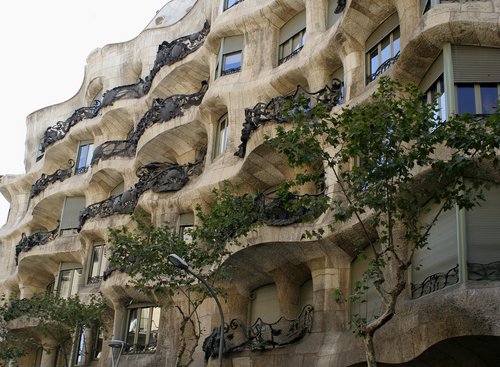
<box><xmin>456</xmin><ymin>83</ymin><xmax>499</xmax><ymax>115</ymax></box>
<box><xmin>92</xmin><ymin>326</ymin><xmax>104</xmax><ymax>360</ymax></box>
<box><xmin>87</xmin><ymin>244</ymin><xmax>108</xmax><ymax>284</ymax></box>
<box><xmin>215</xmin><ymin>35</ymin><xmax>244</xmax><ymax>78</ymax></box>
<box><xmin>365</xmin><ymin>13</ymin><xmax>400</xmax><ymax>83</ymax></box>
<box><xmin>124</xmin><ymin>306</ymin><xmax>161</xmax><ymax>353</ymax></box>
<box><xmin>75</xmin><ymin>141</ymin><xmax>94</xmax><ymax>174</ymax></box>
<box><xmin>213</xmin><ymin>114</ymin><xmax>229</xmax><ymax>158</ymax></box>
<box><xmin>75</xmin><ymin>326</ymin><xmax>87</xmax><ymax>365</ymax></box>
<box><xmin>249</xmin><ymin>284</ymin><xmax>280</xmax><ymax>324</ymax></box>
<box><xmin>328</xmin><ymin>0</ymin><xmax>343</xmax><ymax>27</ymax></box>
<box><xmin>425</xmin><ymin>75</ymin><xmax>447</xmax><ymax>121</ymax></box>
<box><xmin>223</xmin><ymin>0</ymin><xmax>242</xmax><ymax>11</ymax></box>
<box><xmin>178</xmin><ymin>213</ymin><xmax>194</xmax><ymax>243</ymax></box>
<box><xmin>57</xmin><ymin>266</ymin><xmax>83</xmax><ymax>299</ymax></box>
<box><xmin>278</xmin><ymin>11</ymin><xmax>306</xmax><ymax>65</ymax></box>
<box><xmin>59</xmin><ymin>196</ymin><xmax>85</xmax><ymax>236</ymax></box>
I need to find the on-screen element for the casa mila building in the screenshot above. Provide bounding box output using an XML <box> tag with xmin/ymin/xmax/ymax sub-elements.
<box><xmin>1</xmin><ymin>0</ymin><xmax>499</xmax><ymax>366</ymax></box>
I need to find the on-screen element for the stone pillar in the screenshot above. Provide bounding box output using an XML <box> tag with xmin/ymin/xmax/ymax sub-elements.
<box><xmin>272</xmin><ymin>270</ymin><xmax>301</xmax><ymax>319</ymax></box>
<box><xmin>344</xmin><ymin>51</ymin><xmax>365</xmax><ymax>100</ymax></box>
<box><xmin>39</xmin><ymin>345</ymin><xmax>58</xmax><ymax>367</ymax></box>
<box><xmin>305</xmin><ymin>0</ymin><xmax>328</xmax><ymax>34</ymax></box>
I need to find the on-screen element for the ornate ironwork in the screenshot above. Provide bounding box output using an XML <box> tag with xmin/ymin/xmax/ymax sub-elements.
<box><xmin>91</xmin><ymin>81</ymin><xmax>208</xmax><ymax>166</ymax></box>
<box><xmin>15</xmin><ymin>226</ymin><xmax>59</xmax><ymax>265</ymax></box>
<box><xmin>235</xmin><ymin>79</ymin><xmax>343</xmax><ymax>157</ymax></box>
<box><xmin>39</xmin><ymin>22</ymin><xmax>210</xmax><ymax>154</ymax></box>
<box><xmin>278</xmin><ymin>45</ymin><xmax>304</xmax><ymax>65</ymax></box>
<box><xmin>87</xmin><ymin>275</ymin><xmax>104</xmax><ymax>285</ymax></box>
<box><xmin>79</xmin><ymin>148</ymin><xmax>206</xmax><ymax>228</ymax></box>
<box><xmin>366</xmin><ymin>51</ymin><xmax>400</xmax><ymax>83</ymax></box>
<box><xmin>255</xmin><ymin>191</ymin><xmax>324</xmax><ymax>227</ymax></box>
<box><xmin>411</xmin><ymin>264</ymin><xmax>459</xmax><ymax>299</ymax></box>
<box><xmin>30</xmin><ymin>160</ymin><xmax>74</xmax><ymax>198</ymax></box>
<box><xmin>203</xmin><ymin>305</ymin><xmax>313</xmax><ymax>361</ymax></box>
<box><xmin>91</xmin><ymin>140</ymin><xmax>135</xmax><ymax>166</ymax></box>
<box><xmin>100</xmin><ymin>21</ymin><xmax>210</xmax><ymax>109</ymax></box>
<box><xmin>334</xmin><ymin>0</ymin><xmax>347</xmax><ymax>13</ymax></box>
<box><xmin>40</xmin><ymin>100</ymin><xmax>101</xmax><ymax>153</ymax></box>
<box><xmin>467</xmin><ymin>261</ymin><xmax>500</xmax><ymax>281</ymax></box>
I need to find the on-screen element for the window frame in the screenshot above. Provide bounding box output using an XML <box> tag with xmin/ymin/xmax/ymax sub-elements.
<box><xmin>221</xmin><ymin>50</ymin><xmax>242</xmax><ymax>76</ymax></box>
<box><xmin>223</xmin><ymin>0</ymin><xmax>243</xmax><ymax>11</ymax></box>
<box><xmin>365</xmin><ymin>26</ymin><xmax>400</xmax><ymax>84</ymax></box>
<box><xmin>278</xmin><ymin>28</ymin><xmax>306</xmax><ymax>65</ymax></box>
<box><xmin>57</xmin><ymin>266</ymin><xmax>83</xmax><ymax>299</ymax></box>
<box><xmin>425</xmin><ymin>74</ymin><xmax>447</xmax><ymax>122</ymax></box>
<box><xmin>456</xmin><ymin>83</ymin><xmax>500</xmax><ymax>115</ymax></box>
<box><xmin>75</xmin><ymin>141</ymin><xmax>94</xmax><ymax>175</ymax></box>
<box><xmin>213</xmin><ymin>114</ymin><xmax>229</xmax><ymax>159</ymax></box>
<box><xmin>87</xmin><ymin>243</ymin><xmax>107</xmax><ymax>284</ymax></box>
<box><xmin>124</xmin><ymin>305</ymin><xmax>161</xmax><ymax>354</ymax></box>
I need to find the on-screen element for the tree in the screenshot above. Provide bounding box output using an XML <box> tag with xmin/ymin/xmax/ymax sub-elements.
<box><xmin>107</xmin><ymin>184</ymin><xmax>263</xmax><ymax>366</ymax></box>
<box><xmin>267</xmin><ymin>77</ymin><xmax>500</xmax><ymax>366</ymax></box>
<box><xmin>0</xmin><ymin>293</ymin><xmax>106</xmax><ymax>366</ymax></box>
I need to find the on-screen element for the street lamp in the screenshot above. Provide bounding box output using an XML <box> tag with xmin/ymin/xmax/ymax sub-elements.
<box><xmin>168</xmin><ymin>253</ymin><xmax>225</xmax><ymax>367</ymax></box>
<box><xmin>108</xmin><ymin>340</ymin><xmax>125</xmax><ymax>367</ymax></box>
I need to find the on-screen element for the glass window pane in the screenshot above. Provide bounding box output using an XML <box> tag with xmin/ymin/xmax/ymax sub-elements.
<box><xmin>77</xmin><ymin>145</ymin><xmax>89</xmax><ymax>169</ymax></box>
<box><xmin>370</xmin><ymin>49</ymin><xmax>379</xmax><ymax>74</ymax></box>
<box><xmin>93</xmin><ymin>327</ymin><xmax>104</xmax><ymax>359</ymax></box>
<box><xmin>126</xmin><ymin>309</ymin><xmax>138</xmax><ymax>351</ymax></box>
<box><xmin>280</xmin><ymin>40</ymin><xmax>292</xmax><ymax>59</ymax></box>
<box><xmin>148</xmin><ymin>307</ymin><xmax>161</xmax><ymax>352</ymax></box>
<box><xmin>225</xmin><ymin>0</ymin><xmax>238</xmax><ymax>9</ymax></box>
<box><xmin>380</xmin><ymin>37</ymin><xmax>391</xmax><ymax>63</ymax></box>
<box><xmin>218</xmin><ymin>118</ymin><xmax>228</xmax><ymax>154</ymax></box>
<box><xmin>90</xmin><ymin>246</ymin><xmax>102</xmax><ymax>278</ymax></box>
<box><xmin>85</xmin><ymin>144</ymin><xmax>94</xmax><ymax>167</ymax></box>
<box><xmin>292</xmin><ymin>32</ymin><xmax>304</xmax><ymax>51</ymax></box>
<box><xmin>71</xmin><ymin>269</ymin><xmax>82</xmax><ymax>296</ymax></box>
<box><xmin>480</xmin><ymin>84</ymin><xmax>498</xmax><ymax>115</ymax></box>
<box><xmin>223</xmin><ymin>52</ymin><xmax>241</xmax><ymax>72</ymax></box>
<box><xmin>457</xmin><ymin>84</ymin><xmax>476</xmax><ymax>115</ymax></box>
<box><xmin>393</xmin><ymin>28</ymin><xmax>400</xmax><ymax>55</ymax></box>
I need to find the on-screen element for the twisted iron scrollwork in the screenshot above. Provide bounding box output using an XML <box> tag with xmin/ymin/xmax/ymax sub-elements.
<box><xmin>100</xmin><ymin>21</ymin><xmax>210</xmax><ymax>109</ymax></box>
<box><xmin>15</xmin><ymin>226</ymin><xmax>59</xmax><ymax>265</ymax></box>
<box><xmin>467</xmin><ymin>261</ymin><xmax>500</xmax><ymax>281</ymax></box>
<box><xmin>366</xmin><ymin>51</ymin><xmax>400</xmax><ymax>83</ymax></box>
<box><xmin>203</xmin><ymin>305</ymin><xmax>313</xmax><ymax>361</ymax></box>
<box><xmin>39</xmin><ymin>21</ymin><xmax>210</xmax><ymax>154</ymax></box>
<box><xmin>30</xmin><ymin>160</ymin><xmax>74</xmax><ymax>198</ymax></box>
<box><xmin>411</xmin><ymin>264</ymin><xmax>459</xmax><ymax>299</ymax></box>
<box><xmin>334</xmin><ymin>0</ymin><xmax>347</xmax><ymax>13</ymax></box>
<box><xmin>235</xmin><ymin>79</ymin><xmax>343</xmax><ymax>158</ymax></box>
<box><xmin>41</xmin><ymin>101</ymin><xmax>101</xmax><ymax>153</ymax></box>
<box><xmin>91</xmin><ymin>140</ymin><xmax>135</xmax><ymax>166</ymax></box>
<box><xmin>79</xmin><ymin>148</ymin><xmax>206</xmax><ymax>229</ymax></box>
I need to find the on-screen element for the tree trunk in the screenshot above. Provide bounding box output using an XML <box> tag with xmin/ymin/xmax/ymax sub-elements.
<box><xmin>364</xmin><ymin>334</ymin><xmax>377</xmax><ymax>367</ymax></box>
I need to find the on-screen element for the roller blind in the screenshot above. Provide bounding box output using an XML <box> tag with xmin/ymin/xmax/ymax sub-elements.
<box><xmin>179</xmin><ymin>212</ymin><xmax>194</xmax><ymax>226</ymax></box>
<box><xmin>223</xmin><ymin>35</ymin><xmax>244</xmax><ymax>54</ymax></box>
<box><xmin>412</xmin><ymin>205</ymin><xmax>458</xmax><ymax>284</ymax></box>
<box><xmin>365</xmin><ymin>12</ymin><xmax>399</xmax><ymax>51</ymax></box>
<box><xmin>249</xmin><ymin>284</ymin><xmax>280</xmax><ymax>324</ymax></box>
<box><xmin>279</xmin><ymin>11</ymin><xmax>306</xmax><ymax>44</ymax></box>
<box><xmin>419</xmin><ymin>53</ymin><xmax>443</xmax><ymax>91</ymax></box>
<box><xmin>466</xmin><ymin>185</ymin><xmax>500</xmax><ymax>264</ymax></box>
<box><xmin>452</xmin><ymin>45</ymin><xmax>500</xmax><ymax>83</ymax></box>
<box><xmin>60</xmin><ymin>196</ymin><xmax>85</xmax><ymax>230</ymax></box>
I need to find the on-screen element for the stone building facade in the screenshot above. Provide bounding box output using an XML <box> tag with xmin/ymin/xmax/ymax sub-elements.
<box><xmin>1</xmin><ymin>0</ymin><xmax>500</xmax><ymax>366</ymax></box>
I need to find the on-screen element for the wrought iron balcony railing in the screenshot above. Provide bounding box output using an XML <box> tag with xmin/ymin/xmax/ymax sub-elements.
<box><xmin>203</xmin><ymin>305</ymin><xmax>313</xmax><ymax>361</ymax></box>
<box><xmin>411</xmin><ymin>264</ymin><xmax>459</xmax><ymax>299</ymax></box>
<box><xmin>235</xmin><ymin>79</ymin><xmax>343</xmax><ymax>157</ymax></box>
<box><xmin>91</xmin><ymin>81</ymin><xmax>208</xmax><ymax>166</ymax></box>
<box><xmin>30</xmin><ymin>160</ymin><xmax>74</xmax><ymax>198</ymax></box>
<box><xmin>79</xmin><ymin>148</ymin><xmax>206</xmax><ymax>228</ymax></box>
<box><xmin>100</xmin><ymin>21</ymin><xmax>210</xmax><ymax>109</ymax></box>
<box><xmin>278</xmin><ymin>45</ymin><xmax>303</xmax><ymax>66</ymax></box>
<box><xmin>366</xmin><ymin>51</ymin><xmax>400</xmax><ymax>83</ymax></box>
<box><xmin>39</xmin><ymin>22</ymin><xmax>210</xmax><ymax>155</ymax></box>
<box><xmin>15</xmin><ymin>226</ymin><xmax>59</xmax><ymax>265</ymax></box>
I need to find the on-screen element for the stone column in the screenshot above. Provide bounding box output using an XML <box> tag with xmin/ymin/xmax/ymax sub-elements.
<box><xmin>272</xmin><ymin>270</ymin><xmax>301</xmax><ymax>319</ymax></box>
<box><xmin>39</xmin><ymin>344</ymin><xmax>58</xmax><ymax>367</ymax></box>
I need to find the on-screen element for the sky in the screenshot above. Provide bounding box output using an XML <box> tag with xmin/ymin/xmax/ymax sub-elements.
<box><xmin>0</xmin><ymin>0</ymin><xmax>169</xmax><ymax>225</ymax></box>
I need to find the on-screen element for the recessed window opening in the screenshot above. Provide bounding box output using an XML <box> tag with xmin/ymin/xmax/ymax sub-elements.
<box><xmin>75</xmin><ymin>141</ymin><xmax>94</xmax><ymax>175</ymax></box>
<box><xmin>124</xmin><ymin>306</ymin><xmax>161</xmax><ymax>354</ymax></box>
<box><xmin>456</xmin><ymin>83</ymin><xmax>499</xmax><ymax>115</ymax></box>
<box><xmin>278</xmin><ymin>11</ymin><xmax>306</xmax><ymax>65</ymax></box>
<box><xmin>88</xmin><ymin>244</ymin><xmax>108</xmax><ymax>284</ymax></box>
<box><xmin>213</xmin><ymin>114</ymin><xmax>229</xmax><ymax>158</ymax></box>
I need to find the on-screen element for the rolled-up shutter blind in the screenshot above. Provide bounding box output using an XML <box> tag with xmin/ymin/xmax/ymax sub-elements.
<box><xmin>466</xmin><ymin>185</ymin><xmax>500</xmax><ymax>264</ymax></box>
<box><xmin>249</xmin><ymin>284</ymin><xmax>280</xmax><ymax>324</ymax></box>
<box><xmin>365</xmin><ymin>12</ymin><xmax>399</xmax><ymax>52</ymax></box>
<box><xmin>419</xmin><ymin>53</ymin><xmax>443</xmax><ymax>91</ymax></box>
<box><xmin>60</xmin><ymin>197</ymin><xmax>85</xmax><ymax>230</ymax></box>
<box><xmin>279</xmin><ymin>11</ymin><xmax>306</xmax><ymax>44</ymax></box>
<box><xmin>412</xmin><ymin>205</ymin><xmax>458</xmax><ymax>284</ymax></box>
<box><xmin>223</xmin><ymin>35</ymin><xmax>244</xmax><ymax>54</ymax></box>
<box><xmin>179</xmin><ymin>212</ymin><xmax>194</xmax><ymax>226</ymax></box>
<box><xmin>452</xmin><ymin>45</ymin><xmax>500</xmax><ymax>83</ymax></box>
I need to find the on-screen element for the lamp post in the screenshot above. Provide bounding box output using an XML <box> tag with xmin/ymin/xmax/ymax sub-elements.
<box><xmin>108</xmin><ymin>339</ymin><xmax>125</xmax><ymax>367</ymax></box>
<box><xmin>168</xmin><ymin>253</ymin><xmax>224</xmax><ymax>367</ymax></box>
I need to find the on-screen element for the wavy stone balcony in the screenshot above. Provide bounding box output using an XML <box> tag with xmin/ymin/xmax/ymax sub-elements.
<box><xmin>15</xmin><ymin>226</ymin><xmax>59</xmax><ymax>265</ymax></box>
<box><xmin>39</xmin><ymin>21</ymin><xmax>210</xmax><ymax>155</ymax></box>
<box><xmin>80</xmin><ymin>149</ymin><xmax>206</xmax><ymax>228</ymax></box>
<box><xmin>235</xmin><ymin>79</ymin><xmax>343</xmax><ymax>158</ymax></box>
<box><xmin>92</xmin><ymin>81</ymin><xmax>209</xmax><ymax>166</ymax></box>
<box><xmin>203</xmin><ymin>304</ymin><xmax>313</xmax><ymax>361</ymax></box>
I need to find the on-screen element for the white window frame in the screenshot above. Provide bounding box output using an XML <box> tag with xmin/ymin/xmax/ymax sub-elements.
<box><xmin>75</xmin><ymin>141</ymin><xmax>94</xmax><ymax>175</ymax></box>
<box><xmin>213</xmin><ymin>114</ymin><xmax>229</xmax><ymax>159</ymax></box>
